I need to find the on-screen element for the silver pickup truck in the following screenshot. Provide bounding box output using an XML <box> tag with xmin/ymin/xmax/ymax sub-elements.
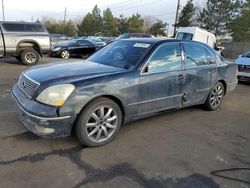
<box><xmin>0</xmin><ymin>21</ymin><xmax>50</xmax><ymax>65</ymax></box>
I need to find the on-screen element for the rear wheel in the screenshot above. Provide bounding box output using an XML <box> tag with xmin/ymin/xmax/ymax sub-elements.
<box><xmin>204</xmin><ymin>82</ymin><xmax>225</xmax><ymax>111</ymax></box>
<box><xmin>20</xmin><ymin>49</ymin><xmax>40</xmax><ymax>66</ymax></box>
<box><xmin>75</xmin><ymin>97</ymin><xmax>122</xmax><ymax>147</ymax></box>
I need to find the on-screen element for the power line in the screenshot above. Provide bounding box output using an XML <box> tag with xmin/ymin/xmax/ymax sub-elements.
<box><xmin>112</xmin><ymin>0</ymin><xmax>163</xmax><ymax>13</ymax></box>
<box><xmin>174</xmin><ymin>0</ymin><xmax>180</xmax><ymax>36</ymax></box>
<box><xmin>64</xmin><ymin>7</ymin><xmax>67</xmax><ymax>25</ymax></box>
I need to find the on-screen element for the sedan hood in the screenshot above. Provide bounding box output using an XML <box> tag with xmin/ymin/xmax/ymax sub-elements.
<box><xmin>24</xmin><ymin>60</ymin><xmax>127</xmax><ymax>83</ymax></box>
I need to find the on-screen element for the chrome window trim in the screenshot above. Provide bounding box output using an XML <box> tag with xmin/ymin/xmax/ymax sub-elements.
<box><xmin>140</xmin><ymin>42</ymin><xmax>184</xmax><ymax>75</ymax></box>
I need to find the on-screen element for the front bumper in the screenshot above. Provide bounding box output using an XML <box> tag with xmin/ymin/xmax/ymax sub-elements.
<box><xmin>238</xmin><ymin>72</ymin><xmax>250</xmax><ymax>82</ymax></box>
<box><xmin>12</xmin><ymin>85</ymin><xmax>75</xmax><ymax>138</ymax></box>
<box><xmin>49</xmin><ymin>51</ymin><xmax>61</xmax><ymax>57</ymax></box>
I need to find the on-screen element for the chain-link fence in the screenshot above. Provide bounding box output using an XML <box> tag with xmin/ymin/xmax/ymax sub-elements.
<box><xmin>222</xmin><ymin>42</ymin><xmax>250</xmax><ymax>60</ymax></box>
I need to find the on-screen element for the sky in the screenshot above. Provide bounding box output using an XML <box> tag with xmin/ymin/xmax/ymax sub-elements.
<box><xmin>1</xmin><ymin>0</ymin><xmax>202</xmax><ymax>33</ymax></box>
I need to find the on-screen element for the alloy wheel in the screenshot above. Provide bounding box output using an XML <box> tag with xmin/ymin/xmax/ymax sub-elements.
<box><xmin>210</xmin><ymin>84</ymin><xmax>224</xmax><ymax>108</ymax></box>
<box><xmin>86</xmin><ymin>106</ymin><xmax>118</xmax><ymax>143</ymax></box>
<box><xmin>61</xmin><ymin>50</ymin><xmax>70</xmax><ymax>59</ymax></box>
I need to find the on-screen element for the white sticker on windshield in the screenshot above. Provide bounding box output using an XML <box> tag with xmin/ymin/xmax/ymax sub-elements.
<box><xmin>133</xmin><ymin>43</ymin><xmax>150</xmax><ymax>48</ymax></box>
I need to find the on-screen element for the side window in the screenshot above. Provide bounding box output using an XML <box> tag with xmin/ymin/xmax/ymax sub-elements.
<box><xmin>3</xmin><ymin>23</ymin><xmax>25</xmax><ymax>32</ymax></box>
<box><xmin>204</xmin><ymin>47</ymin><xmax>216</xmax><ymax>64</ymax></box>
<box><xmin>25</xmin><ymin>24</ymin><xmax>44</xmax><ymax>32</ymax></box>
<box><xmin>147</xmin><ymin>43</ymin><xmax>182</xmax><ymax>73</ymax></box>
<box><xmin>183</xmin><ymin>43</ymin><xmax>208</xmax><ymax>67</ymax></box>
<box><xmin>79</xmin><ymin>40</ymin><xmax>91</xmax><ymax>46</ymax></box>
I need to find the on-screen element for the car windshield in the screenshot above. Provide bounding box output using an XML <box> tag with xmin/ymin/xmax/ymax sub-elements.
<box><xmin>88</xmin><ymin>40</ymin><xmax>152</xmax><ymax>70</ymax></box>
<box><xmin>242</xmin><ymin>51</ymin><xmax>250</xmax><ymax>58</ymax></box>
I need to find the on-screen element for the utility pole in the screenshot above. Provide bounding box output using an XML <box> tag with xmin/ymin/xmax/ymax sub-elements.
<box><xmin>63</xmin><ymin>7</ymin><xmax>67</xmax><ymax>25</ymax></box>
<box><xmin>173</xmin><ymin>0</ymin><xmax>181</xmax><ymax>37</ymax></box>
<box><xmin>2</xmin><ymin>0</ymin><xmax>5</xmax><ymax>21</ymax></box>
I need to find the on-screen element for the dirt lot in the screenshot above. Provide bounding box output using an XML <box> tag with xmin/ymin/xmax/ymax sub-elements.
<box><xmin>0</xmin><ymin>56</ymin><xmax>249</xmax><ymax>188</ymax></box>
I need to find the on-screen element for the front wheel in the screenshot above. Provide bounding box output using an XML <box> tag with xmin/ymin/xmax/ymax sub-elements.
<box><xmin>204</xmin><ymin>82</ymin><xmax>225</xmax><ymax>111</ymax></box>
<box><xmin>75</xmin><ymin>97</ymin><xmax>122</xmax><ymax>147</ymax></box>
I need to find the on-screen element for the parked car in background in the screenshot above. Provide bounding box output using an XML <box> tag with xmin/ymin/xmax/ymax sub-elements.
<box><xmin>50</xmin><ymin>34</ymin><xmax>71</xmax><ymax>45</ymax></box>
<box><xmin>116</xmin><ymin>33</ymin><xmax>152</xmax><ymax>40</ymax></box>
<box><xmin>0</xmin><ymin>21</ymin><xmax>50</xmax><ymax>65</ymax></box>
<box><xmin>236</xmin><ymin>51</ymin><xmax>250</xmax><ymax>82</ymax></box>
<box><xmin>83</xmin><ymin>37</ymin><xmax>107</xmax><ymax>48</ymax></box>
<box><xmin>100</xmin><ymin>36</ymin><xmax>116</xmax><ymax>44</ymax></box>
<box><xmin>50</xmin><ymin>39</ymin><xmax>96</xmax><ymax>59</ymax></box>
<box><xmin>12</xmin><ymin>39</ymin><xmax>238</xmax><ymax>147</ymax></box>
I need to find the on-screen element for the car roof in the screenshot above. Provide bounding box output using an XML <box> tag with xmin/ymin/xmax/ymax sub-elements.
<box><xmin>0</xmin><ymin>21</ymin><xmax>42</xmax><ymax>25</ymax></box>
<box><xmin>121</xmin><ymin>38</ymin><xmax>212</xmax><ymax>46</ymax></box>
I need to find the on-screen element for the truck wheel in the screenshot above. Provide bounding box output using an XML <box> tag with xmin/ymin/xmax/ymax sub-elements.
<box><xmin>20</xmin><ymin>49</ymin><xmax>40</xmax><ymax>66</ymax></box>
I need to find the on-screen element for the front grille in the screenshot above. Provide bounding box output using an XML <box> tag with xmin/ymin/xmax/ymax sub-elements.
<box><xmin>18</xmin><ymin>73</ymin><xmax>39</xmax><ymax>98</ymax></box>
<box><xmin>238</xmin><ymin>65</ymin><xmax>250</xmax><ymax>73</ymax></box>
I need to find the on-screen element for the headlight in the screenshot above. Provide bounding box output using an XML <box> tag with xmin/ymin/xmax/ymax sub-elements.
<box><xmin>36</xmin><ymin>84</ymin><xmax>75</xmax><ymax>107</ymax></box>
<box><xmin>53</xmin><ymin>47</ymin><xmax>61</xmax><ymax>51</ymax></box>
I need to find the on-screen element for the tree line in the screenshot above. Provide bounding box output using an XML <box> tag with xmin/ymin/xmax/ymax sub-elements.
<box><xmin>42</xmin><ymin>5</ymin><xmax>167</xmax><ymax>37</ymax></box>
<box><xmin>42</xmin><ymin>0</ymin><xmax>250</xmax><ymax>42</ymax></box>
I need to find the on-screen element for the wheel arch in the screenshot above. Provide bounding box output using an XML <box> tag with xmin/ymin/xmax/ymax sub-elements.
<box><xmin>76</xmin><ymin>95</ymin><xmax>126</xmax><ymax>125</ymax></box>
<box><xmin>17</xmin><ymin>40</ymin><xmax>42</xmax><ymax>57</ymax></box>
<box><xmin>217</xmin><ymin>79</ymin><xmax>227</xmax><ymax>94</ymax></box>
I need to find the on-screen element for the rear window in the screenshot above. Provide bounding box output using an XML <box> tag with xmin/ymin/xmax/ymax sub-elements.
<box><xmin>2</xmin><ymin>23</ymin><xmax>44</xmax><ymax>32</ymax></box>
<box><xmin>176</xmin><ymin>32</ymin><xmax>193</xmax><ymax>40</ymax></box>
<box><xmin>25</xmin><ymin>24</ymin><xmax>44</xmax><ymax>32</ymax></box>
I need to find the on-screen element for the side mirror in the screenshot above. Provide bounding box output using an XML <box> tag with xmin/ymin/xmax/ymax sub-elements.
<box><xmin>76</xmin><ymin>42</ymin><xmax>81</xmax><ymax>46</ymax></box>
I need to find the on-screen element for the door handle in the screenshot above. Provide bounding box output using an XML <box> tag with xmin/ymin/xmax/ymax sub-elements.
<box><xmin>178</xmin><ymin>74</ymin><xmax>184</xmax><ymax>80</ymax></box>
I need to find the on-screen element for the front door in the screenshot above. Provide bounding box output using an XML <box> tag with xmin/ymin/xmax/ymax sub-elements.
<box><xmin>138</xmin><ymin>42</ymin><xmax>186</xmax><ymax>116</ymax></box>
<box><xmin>182</xmin><ymin>42</ymin><xmax>217</xmax><ymax>106</ymax></box>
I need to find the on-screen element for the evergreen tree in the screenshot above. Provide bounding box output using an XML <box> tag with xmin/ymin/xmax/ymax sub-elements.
<box><xmin>117</xmin><ymin>15</ymin><xmax>128</xmax><ymax>34</ymax></box>
<box><xmin>176</xmin><ymin>0</ymin><xmax>195</xmax><ymax>27</ymax></box>
<box><xmin>77</xmin><ymin>5</ymin><xmax>102</xmax><ymax>36</ymax></box>
<box><xmin>197</xmin><ymin>0</ymin><xmax>241</xmax><ymax>35</ymax></box>
<box><xmin>230</xmin><ymin>0</ymin><xmax>250</xmax><ymax>41</ymax></box>
<box><xmin>126</xmin><ymin>13</ymin><xmax>144</xmax><ymax>33</ymax></box>
<box><xmin>149</xmin><ymin>20</ymin><xmax>167</xmax><ymax>36</ymax></box>
<box><xmin>102</xmin><ymin>8</ymin><xmax>118</xmax><ymax>36</ymax></box>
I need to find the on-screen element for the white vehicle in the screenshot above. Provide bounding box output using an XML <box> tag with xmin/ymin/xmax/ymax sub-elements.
<box><xmin>176</xmin><ymin>27</ymin><xmax>216</xmax><ymax>48</ymax></box>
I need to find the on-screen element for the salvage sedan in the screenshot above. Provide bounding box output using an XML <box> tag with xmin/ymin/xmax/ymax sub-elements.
<box><xmin>12</xmin><ymin>39</ymin><xmax>238</xmax><ymax>146</ymax></box>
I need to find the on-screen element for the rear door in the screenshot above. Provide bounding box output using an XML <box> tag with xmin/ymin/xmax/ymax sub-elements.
<box><xmin>138</xmin><ymin>42</ymin><xmax>186</xmax><ymax>115</ymax></box>
<box><xmin>182</xmin><ymin>42</ymin><xmax>217</xmax><ymax>106</ymax></box>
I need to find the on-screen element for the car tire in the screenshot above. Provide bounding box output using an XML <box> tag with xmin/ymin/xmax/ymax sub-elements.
<box><xmin>20</xmin><ymin>49</ymin><xmax>40</xmax><ymax>66</ymax></box>
<box><xmin>75</xmin><ymin>97</ymin><xmax>122</xmax><ymax>147</ymax></box>
<box><xmin>16</xmin><ymin>56</ymin><xmax>21</xmax><ymax>62</ymax></box>
<box><xmin>60</xmin><ymin>50</ymin><xmax>70</xmax><ymax>59</ymax></box>
<box><xmin>204</xmin><ymin>82</ymin><xmax>225</xmax><ymax>111</ymax></box>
